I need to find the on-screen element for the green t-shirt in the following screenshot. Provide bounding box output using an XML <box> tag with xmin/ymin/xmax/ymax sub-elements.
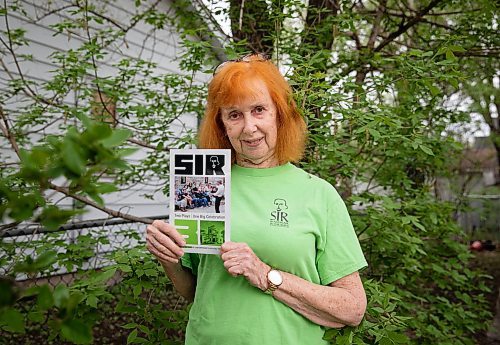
<box><xmin>181</xmin><ymin>163</ymin><xmax>367</xmax><ymax>345</ymax></box>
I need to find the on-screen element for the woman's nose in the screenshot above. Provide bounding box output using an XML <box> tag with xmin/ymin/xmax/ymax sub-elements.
<box><xmin>242</xmin><ymin>115</ymin><xmax>257</xmax><ymax>134</ymax></box>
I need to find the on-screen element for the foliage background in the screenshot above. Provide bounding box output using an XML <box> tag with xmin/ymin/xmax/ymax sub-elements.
<box><xmin>1</xmin><ymin>0</ymin><xmax>499</xmax><ymax>344</ymax></box>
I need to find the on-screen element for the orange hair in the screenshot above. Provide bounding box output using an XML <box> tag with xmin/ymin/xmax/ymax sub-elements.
<box><xmin>198</xmin><ymin>56</ymin><xmax>307</xmax><ymax>164</ymax></box>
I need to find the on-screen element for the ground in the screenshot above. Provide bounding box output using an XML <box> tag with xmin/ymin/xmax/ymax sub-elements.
<box><xmin>0</xmin><ymin>287</ymin><xmax>188</xmax><ymax>345</ymax></box>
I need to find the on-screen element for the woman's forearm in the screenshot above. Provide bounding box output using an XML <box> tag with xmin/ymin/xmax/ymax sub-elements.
<box><xmin>271</xmin><ymin>271</ymin><xmax>366</xmax><ymax>328</ymax></box>
<box><xmin>220</xmin><ymin>242</ymin><xmax>366</xmax><ymax>328</ymax></box>
<box><xmin>160</xmin><ymin>261</ymin><xmax>196</xmax><ymax>302</ymax></box>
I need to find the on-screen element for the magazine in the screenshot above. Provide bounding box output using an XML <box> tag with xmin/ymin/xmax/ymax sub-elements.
<box><xmin>169</xmin><ymin>149</ymin><xmax>231</xmax><ymax>254</ymax></box>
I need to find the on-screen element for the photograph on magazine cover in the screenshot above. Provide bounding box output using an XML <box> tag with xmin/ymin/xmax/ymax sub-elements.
<box><xmin>173</xmin><ymin>176</ymin><xmax>226</xmax><ymax>214</ymax></box>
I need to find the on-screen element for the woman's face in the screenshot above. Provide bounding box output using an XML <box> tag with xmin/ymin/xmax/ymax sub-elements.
<box><xmin>220</xmin><ymin>78</ymin><xmax>278</xmax><ymax>168</ymax></box>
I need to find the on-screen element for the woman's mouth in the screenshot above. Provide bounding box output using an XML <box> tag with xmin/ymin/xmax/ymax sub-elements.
<box><xmin>242</xmin><ymin>137</ymin><xmax>263</xmax><ymax>147</ymax></box>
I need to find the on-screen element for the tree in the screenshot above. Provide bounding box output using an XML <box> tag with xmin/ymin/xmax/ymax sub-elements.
<box><xmin>202</xmin><ymin>0</ymin><xmax>498</xmax><ymax>343</ymax></box>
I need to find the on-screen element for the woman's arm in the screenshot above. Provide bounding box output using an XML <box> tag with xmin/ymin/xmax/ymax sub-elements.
<box><xmin>159</xmin><ymin>261</ymin><xmax>196</xmax><ymax>302</ymax></box>
<box><xmin>273</xmin><ymin>270</ymin><xmax>366</xmax><ymax>328</ymax></box>
<box><xmin>220</xmin><ymin>242</ymin><xmax>366</xmax><ymax>328</ymax></box>
<box><xmin>146</xmin><ymin>220</ymin><xmax>196</xmax><ymax>301</ymax></box>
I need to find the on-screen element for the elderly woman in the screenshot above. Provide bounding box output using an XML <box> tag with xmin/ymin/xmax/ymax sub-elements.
<box><xmin>146</xmin><ymin>54</ymin><xmax>367</xmax><ymax>345</ymax></box>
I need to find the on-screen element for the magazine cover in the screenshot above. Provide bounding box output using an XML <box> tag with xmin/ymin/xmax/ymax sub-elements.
<box><xmin>169</xmin><ymin>149</ymin><xmax>231</xmax><ymax>254</ymax></box>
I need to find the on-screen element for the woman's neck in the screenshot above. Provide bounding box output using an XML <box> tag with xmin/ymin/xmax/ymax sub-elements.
<box><xmin>235</xmin><ymin>155</ymin><xmax>279</xmax><ymax>169</ymax></box>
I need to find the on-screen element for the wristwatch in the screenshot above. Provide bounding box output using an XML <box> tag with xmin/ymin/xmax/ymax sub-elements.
<box><xmin>265</xmin><ymin>268</ymin><xmax>283</xmax><ymax>295</ymax></box>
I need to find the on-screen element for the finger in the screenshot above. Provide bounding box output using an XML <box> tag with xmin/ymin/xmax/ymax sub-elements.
<box><xmin>220</xmin><ymin>241</ymin><xmax>238</xmax><ymax>253</ymax></box>
<box><xmin>222</xmin><ymin>257</ymin><xmax>239</xmax><ymax>270</ymax></box>
<box><xmin>150</xmin><ymin>230</ymin><xmax>184</xmax><ymax>258</ymax></box>
<box><xmin>222</xmin><ymin>248</ymin><xmax>255</xmax><ymax>263</ymax></box>
<box><xmin>148</xmin><ymin>224</ymin><xmax>184</xmax><ymax>256</ymax></box>
<box><xmin>220</xmin><ymin>241</ymin><xmax>249</xmax><ymax>254</ymax></box>
<box><xmin>227</xmin><ymin>266</ymin><xmax>243</xmax><ymax>277</ymax></box>
<box><xmin>146</xmin><ymin>238</ymin><xmax>180</xmax><ymax>264</ymax></box>
<box><xmin>221</xmin><ymin>250</ymin><xmax>239</xmax><ymax>262</ymax></box>
<box><xmin>149</xmin><ymin>247</ymin><xmax>179</xmax><ymax>264</ymax></box>
<box><xmin>147</xmin><ymin>235</ymin><xmax>181</xmax><ymax>260</ymax></box>
<box><xmin>152</xmin><ymin>220</ymin><xmax>186</xmax><ymax>247</ymax></box>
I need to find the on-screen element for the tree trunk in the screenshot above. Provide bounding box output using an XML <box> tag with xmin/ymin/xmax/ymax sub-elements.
<box><xmin>228</xmin><ymin>0</ymin><xmax>279</xmax><ymax>54</ymax></box>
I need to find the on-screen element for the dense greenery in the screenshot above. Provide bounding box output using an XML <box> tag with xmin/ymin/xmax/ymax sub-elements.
<box><xmin>1</xmin><ymin>0</ymin><xmax>498</xmax><ymax>344</ymax></box>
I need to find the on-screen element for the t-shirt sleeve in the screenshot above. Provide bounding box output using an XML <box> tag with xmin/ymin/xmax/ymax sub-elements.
<box><xmin>180</xmin><ymin>253</ymin><xmax>200</xmax><ymax>276</ymax></box>
<box><xmin>316</xmin><ymin>185</ymin><xmax>367</xmax><ymax>285</ymax></box>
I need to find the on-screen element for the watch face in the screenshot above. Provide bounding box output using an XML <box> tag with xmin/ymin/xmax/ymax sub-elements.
<box><xmin>268</xmin><ymin>270</ymin><xmax>283</xmax><ymax>286</ymax></box>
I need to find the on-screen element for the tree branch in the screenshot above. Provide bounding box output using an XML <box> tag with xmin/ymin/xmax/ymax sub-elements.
<box><xmin>191</xmin><ymin>0</ymin><xmax>233</xmax><ymax>41</ymax></box>
<box><xmin>362</xmin><ymin>8</ymin><xmax>457</xmax><ymax>31</ymax></box>
<box><xmin>127</xmin><ymin>137</ymin><xmax>169</xmax><ymax>151</ymax></box>
<box><xmin>0</xmin><ymin>105</ymin><xmax>20</xmax><ymax>157</ymax></box>
<box><xmin>344</xmin><ymin>31</ymin><xmax>362</xmax><ymax>50</ymax></box>
<box><xmin>455</xmin><ymin>49</ymin><xmax>500</xmax><ymax>58</ymax></box>
<box><xmin>367</xmin><ymin>0</ymin><xmax>386</xmax><ymax>50</ymax></box>
<box><xmin>48</xmin><ymin>182</ymin><xmax>153</xmax><ymax>224</ymax></box>
<box><xmin>374</xmin><ymin>0</ymin><xmax>444</xmax><ymax>52</ymax></box>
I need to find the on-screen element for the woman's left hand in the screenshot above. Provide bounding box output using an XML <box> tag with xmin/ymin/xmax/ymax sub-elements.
<box><xmin>220</xmin><ymin>242</ymin><xmax>269</xmax><ymax>291</ymax></box>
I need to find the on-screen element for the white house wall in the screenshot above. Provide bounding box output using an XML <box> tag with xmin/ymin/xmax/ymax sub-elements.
<box><xmin>1</xmin><ymin>0</ymin><xmax>208</xmax><ymax>222</ymax></box>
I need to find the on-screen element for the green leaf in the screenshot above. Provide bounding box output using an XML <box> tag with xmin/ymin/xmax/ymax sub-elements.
<box><xmin>144</xmin><ymin>268</ymin><xmax>158</xmax><ymax>277</ymax></box>
<box><xmin>122</xmin><ymin>323</ymin><xmax>138</xmax><ymax>329</ymax></box>
<box><xmin>419</xmin><ymin>145</ymin><xmax>434</xmax><ymax>156</ymax></box>
<box><xmin>86</xmin><ymin>294</ymin><xmax>98</xmax><ymax>308</ymax></box>
<box><xmin>445</xmin><ymin>50</ymin><xmax>456</xmax><ymax>61</ymax></box>
<box><xmin>75</xmin><ymin>112</ymin><xmax>92</xmax><ymax>129</ymax></box>
<box><xmin>0</xmin><ymin>278</ymin><xmax>16</xmax><ymax>307</ymax></box>
<box><xmin>28</xmin><ymin>311</ymin><xmax>45</xmax><ymax>323</ymax></box>
<box><xmin>116</xmin><ymin>147</ymin><xmax>139</xmax><ymax>158</ymax></box>
<box><xmin>379</xmin><ymin>337</ymin><xmax>393</xmax><ymax>345</ymax></box>
<box><xmin>387</xmin><ymin>331</ymin><xmax>409</xmax><ymax>343</ymax></box>
<box><xmin>53</xmin><ymin>284</ymin><xmax>69</xmax><ymax>308</ymax></box>
<box><xmin>449</xmin><ymin>78</ymin><xmax>459</xmax><ymax>89</ymax></box>
<box><xmin>95</xmin><ymin>183</ymin><xmax>119</xmax><ymax>194</ymax></box>
<box><xmin>37</xmin><ymin>285</ymin><xmax>54</xmax><ymax>310</ymax></box>
<box><xmin>39</xmin><ymin>206</ymin><xmax>77</xmax><ymax>231</ymax></box>
<box><xmin>368</xmin><ymin>128</ymin><xmax>381</xmax><ymax>140</ymax></box>
<box><xmin>101</xmin><ymin>129</ymin><xmax>132</xmax><ymax>148</ymax></box>
<box><xmin>67</xmin><ymin>291</ymin><xmax>86</xmax><ymax>312</ymax></box>
<box><xmin>87</xmin><ymin>191</ymin><xmax>104</xmax><ymax>206</ymax></box>
<box><xmin>34</xmin><ymin>250</ymin><xmax>58</xmax><ymax>270</ymax></box>
<box><xmin>61</xmin><ymin>319</ymin><xmax>93</xmax><ymax>344</ymax></box>
<box><xmin>449</xmin><ymin>45</ymin><xmax>466</xmax><ymax>52</ymax></box>
<box><xmin>127</xmin><ymin>329</ymin><xmax>138</xmax><ymax>344</ymax></box>
<box><xmin>436</xmin><ymin>47</ymin><xmax>448</xmax><ymax>55</ymax></box>
<box><xmin>0</xmin><ymin>308</ymin><xmax>25</xmax><ymax>333</ymax></box>
<box><xmin>423</xmin><ymin>81</ymin><xmax>440</xmax><ymax>97</ymax></box>
<box><xmin>133</xmin><ymin>284</ymin><xmax>142</xmax><ymax>298</ymax></box>
<box><xmin>92</xmin><ymin>268</ymin><xmax>117</xmax><ymax>284</ymax></box>
<box><xmin>62</xmin><ymin>139</ymin><xmax>86</xmax><ymax>175</ymax></box>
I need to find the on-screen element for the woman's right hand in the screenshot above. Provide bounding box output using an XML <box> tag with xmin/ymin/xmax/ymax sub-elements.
<box><xmin>146</xmin><ymin>220</ymin><xmax>186</xmax><ymax>264</ymax></box>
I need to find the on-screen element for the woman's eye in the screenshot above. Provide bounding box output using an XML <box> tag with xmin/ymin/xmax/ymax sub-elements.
<box><xmin>254</xmin><ymin>106</ymin><xmax>264</xmax><ymax>113</ymax></box>
<box><xmin>228</xmin><ymin>112</ymin><xmax>240</xmax><ymax>119</ymax></box>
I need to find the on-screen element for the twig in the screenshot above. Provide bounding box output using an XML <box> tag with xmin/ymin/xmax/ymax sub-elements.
<box><xmin>48</xmin><ymin>182</ymin><xmax>153</xmax><ymax>224</ymax></box>
<box><xmin>0</xmin><ymin>105</ymin><xmax>20</xmax><ymax>156</ymax></box>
